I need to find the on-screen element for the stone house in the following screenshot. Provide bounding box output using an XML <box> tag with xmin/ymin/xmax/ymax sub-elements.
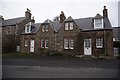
<box><xmin>20</xmin><ymin>22</ymin><xmax>41</xmax><ymax>53</ymax></box>
<box><xmin>20</xmin><ymin>6</ymin><xmax>113</xmax><ymax>57</ymax></box>
<box><xmin>1</xmin><ymin>8</ymin><xmax>32</xmax><ymax>52</ymax></box>
<box><xmin>20</xmin><ymin>18</ymin><xmax>61</xmax><ymax>53</ymax></box>
<box><xmin>113</xmin><ymin>27</ymin><xmax>120</xmax><ymax>56</ymax></box>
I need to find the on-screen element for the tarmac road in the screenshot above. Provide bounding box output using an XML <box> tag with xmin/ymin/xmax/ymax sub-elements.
<box><xmin>2</xmin><ymin>65</ymin><xmax>119</xmax><ymax>78</ymax></box>
<box><xmin>2</xmin><ymin>56</ymin><xmax>120</xmax><ymax>78</ymax></box>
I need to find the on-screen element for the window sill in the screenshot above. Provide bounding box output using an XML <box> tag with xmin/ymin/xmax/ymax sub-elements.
<box><xmin>96</xmin><ymin>46</ymin><xmax>103</xmax><ymax>49</ymax></box>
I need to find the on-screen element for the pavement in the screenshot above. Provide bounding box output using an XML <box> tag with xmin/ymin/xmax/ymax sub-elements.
<box><xmin>2</xmin><ymin>56</ymin><xmax>120</xmax><ymax>78</ymax></box>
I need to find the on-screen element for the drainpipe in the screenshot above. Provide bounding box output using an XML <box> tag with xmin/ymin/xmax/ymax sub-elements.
<box><xmin>54</xmin><ymin>31</ymin><xmax>57</xmax><ymax>51</ymax></box>
<box><xmin>104</xmin><ymin>29</ymin><xmax>106</xmax><ymax>58</ymax></box>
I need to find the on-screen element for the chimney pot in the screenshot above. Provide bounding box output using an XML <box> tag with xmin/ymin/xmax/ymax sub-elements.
<box><xmin>104</xmin><ymin>6</ymin><xmax>106</xmax><ymax>9</ymax></box>
<box><xmin>60</xmin><ymin>11</ymin><xmax>66</xmax><ymax>23</ymax></box>
<box><xmin>103</xmin><ymin>6</ymin><xmax>108</xmax><ymax>18</ymax></box>
<box><xmin>25</xmin><ymin>8</ymin><xmax>31</xmax><ymax>19</ymax></box>
<box><xmin>31</xmin><ymin>16</ymin><xmax>35</xmax><ymax>23</ymax></box>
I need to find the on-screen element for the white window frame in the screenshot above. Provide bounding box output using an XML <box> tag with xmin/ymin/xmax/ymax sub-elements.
<box><xmin>113</xmin><ymin>38</ymin><xmax>115</xmax><ymax>41</ymax></box>
<box><xmin>64</xmin><ymin>38</ymin><xmax>74</xmax><ymax>49</ymax></box>
<box><xmin>114</xmin><ymin>48</ymin><xmax>119</xmax><ymax>56</ymax></box>
<box><xmin>64</xmin><ymin>38</ymin><xmax>69</xmax><ymax>49</ymax></box>
<box><xmin>69</xmin><ymin>39</ymin><xmax>74</xmax><ymax>49</ymax></box>
<box><xmin>70</xmin><ymin>22</ymin><xmax>73</xmax><ymax>30</ymax></box>
<box><xmin>45</xmin><ymin>25</ymin><xmax>48</xmax><ymax>32</ymax></box>
<box><xmin>25</xmin><ymin>40</ymin><xmax>28</xmax><ymax>47</ymax></box>
<box><xmin>45</xmin><ymin>39</ymin><xmax>48</xmax><ymax>48</ymax></box>
<box><xmin>27</xmin><ymin>26</ymin><xmax>30</xmax><ymax>32</ymax></box>
<box><xmin>96</xmin><ymin>37</ymin><xmax>103</xmax><ymax>48</ymax></box>
<box><xmin>42</xmin><ymin>25</ymin><xmax>45</xmax><ymax>32</ymax></box>
<box><xmin>65</xmin><ymin>22</ymin><xmax>69</xmax><ymax>30</ymax></box>
<box><xmin>94</xmin><ymin>18</ymin><xmax>103</xmax><ymax>29</ymax></box>
<box><xmin>42</xmin><ymin>25</ymin><xmax>49</xmax><ymax>32</ymax></box>
<box><xmin>113</xmin><ymin>37</ymin><xmax>120</xmax><ymax>41</ymax></box>
<box><xmin>25</xmin><ymin>25</ymin><xmax>31</xmax><ymax>33</ymax></box>
<box><xmin>84</xmin><ymin>39</ymin><xmax>90</xmax><ymax>48</ymax></box>
<box><xmin>25</xmin><ymin>22</ymin><xmax>31</xmax><ymax>33</ymax></box>
<box><xmin>41</xmin><ymin>39</ymin><xmax>45</xmax><ymax>48</ymax></box>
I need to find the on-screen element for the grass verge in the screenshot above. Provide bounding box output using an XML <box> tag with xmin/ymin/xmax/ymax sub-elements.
<box><xmin>2</xmin><ymin>52</ymin><xmax>41</xmax><ymax>58</ymax></box>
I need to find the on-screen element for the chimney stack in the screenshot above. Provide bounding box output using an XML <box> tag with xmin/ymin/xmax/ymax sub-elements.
<box><xmin>103</xmin><ymin>6</ymin><xmax>108</xmax><ymax>17</ymax></box>
<box><xmin>60</xmin><ymin>11</ymin><xmax>66</xmax><ymax>23</ymax></box>
<box><xmin>25</xmin><ymin>8</ymin><xmax>31</xmax><ymax>19</ymax></box>
<box><xmin>31</xmin><ymin>16</ymin><xmax>35</xmax><ymax>23</ymax></box>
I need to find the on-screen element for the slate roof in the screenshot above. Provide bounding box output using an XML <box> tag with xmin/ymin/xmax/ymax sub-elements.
<box><xmin>31</xmin><ymin>23</ymin><xmax>41</xmax><ymax>33</ymax></box>
<box><xmin>43</xmin><ymin>19</ymin><xmax>61</xmax><ymax>32</ymax></box>
<box><xmin>52</xmin><ymin>20</ymin><xmax>61</xmax><ymax>32</ymax></box>
<box><xmin>94</xmin><ymin>13</ymin><xmax>103</xmax><ymax>18</ymax></box>
<box><xmin>113</xmin><ymin>27</ymin><xmax>120</xmax><ymax>38</ymax></box>
<box><xmin>74</xmin><ymin>17</ymin><xmax>93</xmax><ymax>31</ymax></box>
<box><xmin>103</xmin><ymin>17</ymin><xmax>112</xmax><ymax>29</ymax></box>
<box><xmin>65</xmin><ymin>16</ymin><xmax>74</xmax><ymax>21</ymax></box>
<box><xmin>74</xmin><ymin>16</ymin><xmax>112</xmax><ymax>31</ymax></box>
<box><xmin>21</xmin><ymin>14</ymin><xmax>112</xmax><ymax>34</ymax></box>
<box><xmin>2</xmin><ymin>17</ymin><xmax>25</xmax><ymax>27</ymax></box>
<box><xmin>21</xmin><ymin>23</ymin><xmax>41</xmax><ymax>34</ymax></box>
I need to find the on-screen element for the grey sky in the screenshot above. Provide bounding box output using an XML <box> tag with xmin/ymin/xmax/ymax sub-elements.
<box><xmin>118</xmin><ymin>1</ymin><xmax>120</xmax><ymax>26</ymax></box>
<box><xmin>0</xmin><ymin>0</ymin><xmax>119</xmax><ymax>27</ymax></box>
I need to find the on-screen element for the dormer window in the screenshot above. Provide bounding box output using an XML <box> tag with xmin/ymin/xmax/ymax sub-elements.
<box><xmin>42</xmin><ymin>25</ymin><xmax>45</xmax><ymax>32</ymax></box>
<box><xmin>70</xmin><ymin>22</ymin><xmax>73</xmax><ymax>30</ymax></box>
<box><xmin>25</xmin><ymin>22</ymin><xmax>31</xmax><ymax>33</ymax></box>
<box><xmin>94</xmin><ymin>18</ymin><xmax>103</xmax><ymax>29</ymax></box>
<box><xmin>65</xmin><ymin>22</ymin><xmax>74</xmax><ymax>30</ymax></box>
<box><xmin>45</xmin><ymin>25</ymin><xmax>48</xmax><ymax>32</ymax></box>
<box><xmin>65</xmin><ymin>22</ymin><xmax>69</xmax><ymax>30</ymax></box>
<box><xmin>42</xmin><ymin>24</ymin><xmax>49</xmax><ymax>32</ymax></box>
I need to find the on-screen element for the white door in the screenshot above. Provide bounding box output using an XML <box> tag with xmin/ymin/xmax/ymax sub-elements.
<box><xmin>30</xmin><ymin>40</ymin><xmax>34</xmax><ymax>52</ymax></box>
<box><xmin>84</xmin><ymin>39</ymin><xmax>92</xmax><ymax>55</ymax></box>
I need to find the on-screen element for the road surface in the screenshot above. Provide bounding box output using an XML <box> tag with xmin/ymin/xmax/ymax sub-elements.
<box><xmin>2</xmin><ymin>56</ymin><xmax>120</xmax><ymax>78</ymax></box>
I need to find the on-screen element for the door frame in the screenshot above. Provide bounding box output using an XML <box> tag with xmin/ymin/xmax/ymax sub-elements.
<box><xmin>84</xmin><ymin>39</ymin><xmax>92</xmax><ymax>55</ymax></box>
<box><xmin>30</xmin><ymin>39</ymin><xmax>35</xmax><ymax>52</ymax></box>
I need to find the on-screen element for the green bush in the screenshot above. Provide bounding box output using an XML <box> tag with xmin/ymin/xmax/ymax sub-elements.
<box><xmin>39</xmin><ymin>48</ymin><xmax>45</xmax><ymax>54</ymax></box>
<box><xmin>45</xmin><ymin>50</ymin><xmax>63</xmax><ymax>56</ymax></box>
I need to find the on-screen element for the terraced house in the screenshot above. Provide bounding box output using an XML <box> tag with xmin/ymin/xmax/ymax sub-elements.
<box><xmin>20</xmin><ymin>6</ymin><xmax>113</xmax><ymax>58</ymax></box>
<box><xmin>1</xmin><ymin>8</ymin><xmax>32</xmax><ymax>52</ymax></box>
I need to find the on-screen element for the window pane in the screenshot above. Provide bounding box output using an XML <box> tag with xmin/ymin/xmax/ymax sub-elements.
<box><xmin>25</xmin><ymin>40</ymin><xmax>28</xmax><ymax>47</ymax></box>
<box><xmin>41</xmin><ymin>39</ymin><xmax>45</xmax><ymax>48</ymax></box>
<box><xmin>27</xmin><ymin>26</ymin><xmax>29</xmax><ymax>32</ymax></box>
<box><xmin>64</xmin><ymin>38</ymin><xmax>69</xmax><ymax>49</ymax></box>
<box><xmin>65</xmin><ymin>23</ymin><xmax>68</xmax><ymax>30</ymax></box>
<box><xmin>45</xmin><ymin>39</ymin><xmax>48</xmax><ymax>48</ymax></box>
<box><xmin>42</xmin><ymin>25</ymin><xmax>45</xmax><ymax>32</ymax></box>
<box><xmin>46</xmin><ymin>25</ymin><xmax>48</xmax><ymax>32</ymax></box>
<box><xmin>70</xmin><ymin>22</ymin><xmax>73</xmax><ymax>30</ymax></box>
<box><xmin>25</xmin><ymin>25</ymin><xmax>30</xmax><ymax>33</ymax></box>
<box><xmin>85</xmin><ymin>39</ymin><xmax>90</xmax><ymax>48</ymax></box>
<box><xmin>96</xmin><ymin>37</ymin><xmax>103</xmax><ymax>48</ymax></box>
<box><xmin>95</xmin><ymin>19</ymin><xmax>102</xmax><ymax>28</ymax></box>
<box><xmin>69</xmin><ymin>39</ymin><xmax>74</xmax><ymax>49</ymax></box>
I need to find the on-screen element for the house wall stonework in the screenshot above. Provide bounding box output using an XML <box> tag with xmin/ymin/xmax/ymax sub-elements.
<box><xmin>20</xmin><ymin>34</ymin><xmax>36</xmax><ymax>53</ymax></box>
<box><xmin>20</xmin><ymin>22</ymin><xmax>113</xmax><ymax>58</ymax></box>
<box><xmin>56</xmin><ymin>21</ymin><xmax>80</xmax><ymax>56</ymax></box>
<box><xmin>81</xmin><ymin>29</ymin><xmax>113</xmax><ymax>57</ymax></box>
<box><xmin>35</xmin><ymin>24</ymin><xmax>56</xmax><ymax>51</ymax></box>
<box><xmin>2</xmin><ymin>9</ymin><xmax>31</xmax><ymax>53</ymax></box>
<box><xmin>20</xmin><ymin>6</ymin><xmax>114</xmax><ymax>58</ymax></box>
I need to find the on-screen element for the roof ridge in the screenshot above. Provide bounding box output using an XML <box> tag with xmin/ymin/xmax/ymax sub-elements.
<box><xmin>4</xmin><ymin>17</ymin><xmax>25</xmax><ymax>21</ymax></box>
<box><xmin>74</xmin><ymin>17</ymin><xmax>93</xmax><ymax>20</ymax></box>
